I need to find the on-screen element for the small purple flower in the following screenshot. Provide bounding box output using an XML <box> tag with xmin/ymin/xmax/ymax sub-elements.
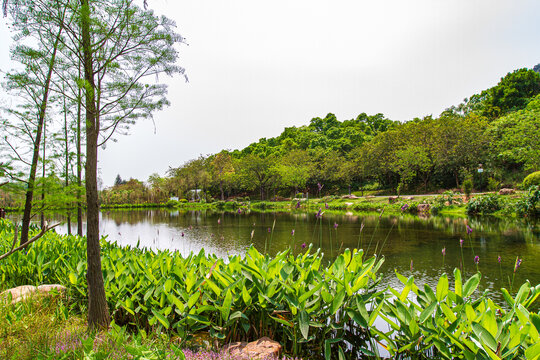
<box><xmin>296</xmin><ymin>201</ymin><xmax>301</xmax><ymax>209</ymax></box>
<box><xmin>333</xmin><ymin>222</ymin><xmax>338</xmax><ymax>229</ymax></box>
<box><xmin>218</xmin><ymin>218</ymin><xmax>221</xmax><ymax>225</ymax></box>
<box><xmin>514</xmin><ymin>258</ymin><xmax>522</xmax><ymax>272</ymax></box>
<box><xmin>301</xmin><ymin>243</ymin><xmax>306</xmax><ymax>249</ymax></box>
<box><xmin>474</xmin><ymin>255</ymin><xmax>480</xmax><ymax>265</ymax></box>
<box><xmin>459</xmin><ymin>238</ymin><xmax>464</xmax><ymax>247</ymax></box>
<box><xmin>498</xmin><ymin>255</ymin><xmax>501</xmax><ymax>264</ymax></box>
<box><xmin>401</xmin><ymin>203</ymin><xmax>409</xmax><ymax>212</ymax></box>
<box><xmin>237</xmin><ymin>208</ymin><xmax>242</xmax><ymax>214</ymax></box>
<box><xmin>410</xmin><ymin>259</ymin><xmax>413</xmax><ymax>271</ymax></box>
<box><xmin>315</xmin><ymin>208</ymin><xmax>323</xmax><ymax>219</ymax></box>
<box><xmin>466</xmin><ymin>225</ymin><xmax>473</xmax><ymax>235</ymax></box>
<box><xmin>181</xmin><ymin>232</ymin><xmax>184</xmax><ymax>237</ymax></box>
<box><xmin>325</xmin><ymin>202</ymin><xmax>329</xmax><ymax>209</ymax></box>
<box><xmin>442</xmin><ymin>247</ymin><xmax>446</xmax><ymax>256</ymax></box>
<box><xmin>267</xmin><ymin>227</ymin><xmax>271</xmax><ymax>233</ymax></box>
<box><xmin>317</xmin><ymin>182</ymin><xmax>323</xmax><ymax>192</ymax></box>
<box><xmin>291</xmin><ymin>229</ymin><xmax>295</xmax><ymax>236</ymax></box>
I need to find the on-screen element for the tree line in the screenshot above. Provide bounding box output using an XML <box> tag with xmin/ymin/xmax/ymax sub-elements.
<box><xmin>100</xmin><ymin>66</ymin><xmax>540</xmax><ymax>203</ymax></box>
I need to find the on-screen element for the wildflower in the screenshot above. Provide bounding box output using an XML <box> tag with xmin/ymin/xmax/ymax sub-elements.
<box><xmin>514</xmin><ymin>258</ymin><xmax>522</xmax><ymax>272</ymax></box>
<box><xmin>442</xmin><ymin>247</ymin><xmax>446</xmax><ymax>256</ymax></box>
<box><xmin>459</xmin><ymin>238</ymin><xmax>464</xmax><ymax>247</ymax></box>
<box><xmin>325</xmin><ymin>202</ymin><xmax>329</xmax><ymax>209</ymax></box>
<box><xmin>333</xmin><ymin>222</ymin><xmax>338</xmax><ymax>229</ymax></box>
<box><xmin>474</xmin><ymin>255</ymin><xmax>480</xmax><ymax>264</ymax></box>
<box><xmin>268</xmin><ymin>227</ymin><xmax>271</xmax><ymax>233</ymax></box>
<box><xmin>317</xmin><ymin>182</ymin><xmax>323</xmax><ymax>192</ymax></box>
<box><xmin>466</xmin><ymin>225</ymin><xmax>473</xmax><ymax>235</ymax></box>
<box><xmin>401</xmin><ymin>203</ymin><xmax>409</xmax><ymax>212</ymax></box>
<box><xmin>315</xmin><ymin>208</ymin><xmax>323</xmax><ymax>219</ymax></box>
<box><xmin>301</xmin><ymin>242</ymin><xmax>306</xmax><ymax>249</ymax></box>
<box><xmin>296</xmin><ymin>201</ymin><xmax>301</xmax><ymax>209</ymax></box>
<box><xmin>291</xmin><ymin>229</ymin><xmax>295</xmax><ymax>236</ymax></box>
<box><xmin>218</xmin><ymin>218</ymin><xmax>221</xmax><ymax>225</ymax></box>
<box><xmin>237</xmin><ymin>208</ymin><xmax>242</xmax><ymax>214</ymax></box>
<box><xmin>410</xmin><ymin>259</ymin><xmax>413</xmax><ymax>272</ymax></box>
<box><xmin>498</xmin><ymin>255</ymin><xmax>501</xmax><ymax>264</ymax></box>
<box><xmin>181</xmin><ymin>232</ymin><xmax>184</xmax><ymax>237</ymax></box>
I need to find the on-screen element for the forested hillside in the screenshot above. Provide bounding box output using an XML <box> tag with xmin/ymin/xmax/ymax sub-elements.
<box><xmin>4</xmin><ymin>67</ymin><xmax>540</xmax><ymax>206</ymax></box>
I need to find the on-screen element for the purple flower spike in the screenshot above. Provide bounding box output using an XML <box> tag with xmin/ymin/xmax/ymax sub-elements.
<box><xmin>325</xmin><ymin>202</ymin><xmax>329</xmax><ymax>209</ymax></box>
<box><xmin>401</xmin><ymin>203</ymin><xmax>409</xmax><ymax>212</ymax></box>
<box><xmin>181</xmin><ymin>232</ymin><xmax>184</xmax><ymax>237</ymax></box>
<box><xmin>317</xmin><ymin>182</ymin><xmax>323</xmax><ymax>191</ymax></box>
<box><xmin>315</xmin><ymin>208</ymin><xmax>323</xmax><ymax>219</ymax></box>
<box><xmin>296</xmin><ymin>201</ymin><xmax>301</xmax><ymax>209</ymax></box>
<box><xmin>218</xmin><ymin>218</ymin><xmax>221</xmax><ymax>225</ymax></box>
<box><xmin>334</xmin><ymin>222</ymin><xmax>338</xmax><ymax>229</ymax></box>
<box><xmin>301</xmin><ymin>243</ymin><xmax>306</xmax><ymax>249</ymax></box>
<box><xmin>410</xmin><ymin>259</ymin><xmax>413</xmax><ymax>272</ymax></box>
<box><xmin>466</xmin><ymin>225</ymin><xmax>473</xmax><ymax>235</ymax></box>
<box><xmin>498</xmin><ymin>255</ymin><xmax>501</xmax><ymax>264</ymax></box>
<box><xmin>291</xmin><ymin>229</ymin><xmax>295</xmax><ymax>236</ymax></box>
<box><xmin>268</xmin><ymin>227</ymin><xmax>271</xmax><ymax>233</ymax></box>
<box><xmin>514</xmin><ymin>258</ymin><xmax>522</xmax><ymax>272</ymax></box>
<box><xmin>237</xmin><ymin>208</ymin><xmax>242</xmax><ymax>214</ymax></box>
<box><xmin>442</xmin><ymin>247</ymin><xmax>446</xmax><ymax>256</ymax></box>
<box><xmin>474</xmin><ymin>255</ymin><xmax>480</xmax><ymax>264</ymax></box>
<box><xmin>459</xmin><ymin>238</ymin><xmax>464</xmax><ymax>247</ymax></box>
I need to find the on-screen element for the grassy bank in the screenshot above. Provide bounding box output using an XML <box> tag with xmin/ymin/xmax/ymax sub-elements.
<box><xmin>1</xmin><ymin>218</ymin><xmax>539</xmax><ymax>359</ymax></box>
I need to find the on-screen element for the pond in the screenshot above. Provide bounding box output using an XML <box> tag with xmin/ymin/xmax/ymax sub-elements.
<box><xmin>46</xmin><ymin>208</ymin><xmax>540</xmax><ymax>303</ymax></box>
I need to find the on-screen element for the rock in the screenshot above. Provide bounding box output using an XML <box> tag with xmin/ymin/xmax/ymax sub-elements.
<box><xmin>499</xmin><ymin>188</ymin><xmax>515</xmax><ymax>195</ymax></box>
<box><xmin>223</xmin><ymin>337</ymin><xmax>282</xmax><ymax>360</ymax></box>
<box><xmin>344</xmin><ymin>202</ymin><xmax>353</xmax><ymax>207</ymax></box>
<box><xmin>341</xmin><ymin>194</ymin><xmax>359</xmax><ymax>199</ymax></box>
<box><xmin>388</xmin><ymin>196</ymin><xmax>398</xmax><ymax>203</ymax></box>
<box><xmin>1</xmin><ymin>284</ymin><xmax>66</xmax><ymax>304</ymax></box>
<box><xmin>417</xmin><ymin>204</ymin><xmax>430</xmax><ymax>213</ymax></box>
<box><xmin>406</xmin><ymin>196</ymin><xmax>415</xmax><ymax>200</ymax></box>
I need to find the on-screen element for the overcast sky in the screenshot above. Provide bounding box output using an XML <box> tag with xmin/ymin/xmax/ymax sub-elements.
<box><xmin>1</xmin><ymin>0</ymin><xmax>540</xmax><ymax>187</ymax></box>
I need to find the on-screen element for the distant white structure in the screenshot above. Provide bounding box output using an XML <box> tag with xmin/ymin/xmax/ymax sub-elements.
<box><xmin>169</xmin><ymin>196</ymin><xmax>179</xmax><ymax>201</ymax></box>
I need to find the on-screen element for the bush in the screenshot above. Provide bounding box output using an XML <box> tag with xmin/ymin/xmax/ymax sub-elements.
<box><xmin>515</xmin><ymin>185</ymin><xmax>540</xmax><ymax>217</ymax></box>
<box><xmin>487</xmin><ymin>177</ymin><xmax>501</xmax><ymax>191</ymax></box>
<box><xmin>522</xmin><ymin>171</ymin><xmax>540</xmax><ymax>188</ymax></box>
<box><xmin>466</xmin><ymin>194</ymin><xmax>502</xmax><ymax>215</ymax></box>
<box><xmin>462</xmin><ymin>178</ymin><xmax>473</xmax><ymax>198</ymax></box>
<box><xmin>164</xmin><ymin>199</ymin><xmax>179</xmax><ymax>208</ymax></box>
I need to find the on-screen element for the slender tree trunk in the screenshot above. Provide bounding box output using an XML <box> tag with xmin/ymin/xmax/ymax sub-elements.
<box><xmin>40</xmin><ymin>119</ymin><xmax>46</xmax><ymax>228</ymax></box>
<box><xmin>220</xmin><ymin>180</ymin><xmax>224</xmax><ymax>200</ymax></box>
<box><xmin>81</xmin><ymin>0</ymin><xmax>110</xmax><ymax>330</ymax></box>
<box><xmin>77</xmin><ymin>63</ymin><xmax>83</xmax><ymax>236</ymax></box>
<box><xmin>20</xmin><ymin>25</ymin><xmax>63</xmax><ymax>245</ymax></box>
<box><xmin>64</xmin><ymin>93</ymin><xmax>71</xmax><ymax>235</ymax></box>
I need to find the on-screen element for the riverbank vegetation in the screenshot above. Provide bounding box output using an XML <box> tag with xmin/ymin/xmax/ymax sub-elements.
<box><xmin>1</xmin><ymin>218</ymin><xmax>539</xmax><ymax>359</ymax></box>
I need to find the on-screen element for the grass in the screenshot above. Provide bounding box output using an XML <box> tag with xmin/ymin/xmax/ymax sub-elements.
<box><xmin>0</xmin><ymin>294</ymin><xmax>298</xmax><ymax>360</ymax></box>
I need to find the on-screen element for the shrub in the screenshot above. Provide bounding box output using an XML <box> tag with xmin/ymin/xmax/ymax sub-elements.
<box><xmin>466</xmin><ymin>194</ymin><xmax>502</xmax><ymax>215</ymax></box>
<box><xmin>487</xmin><ymin>177</ymin><xmax>501</xmax><ymax>191</ymax></box>
<box><xmin>165</xmin><ymin>199</ymin><xmax>179</xmax><ymax>208</ymax></box>
<box><xmin>515</xmin><ymin>185</ymin><xmax>540</xmax><ymax>218</ymax></box>
<box><xmin>522</xmin><ymin>171</ymin><xmax>540</xmax><ymax>188</ymax></box>
<box><xmin>462</xmin><ymin>178</ymin><xmax>473</xmax><ymax>198</ymax></box>
<box><xmin>179</xmin><ymin>198</ymin><xmax>188</xmax><ymax>203</ymax></box>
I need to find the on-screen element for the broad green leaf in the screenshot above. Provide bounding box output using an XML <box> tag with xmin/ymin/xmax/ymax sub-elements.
<box><xmin>472</xmin><ymin>323</ymin><xmax>497</xmax><ymax>352</ymax></box>
<box><xmin>454</xmin><ymin>268</ymin><xmax>462</xmax><ymax>297</ymax></box>
<box><xmin>436</xmin><ymin>273</ymin><xmax>449</xmax><ymax>302</ymax></box>
<box><xmin>299</xmin><ymin>310</ymin><xmax>309</xmax><ymax>340</ymax></box>
<box><xmin>463</xmin><ymin>273</ymin><xmax>481</xmax><ymax>298</ymax></box>
<box><xmin>331</xmin><ymin>289</ymin><xmax>346</xmax><ymax>315</ymax></box>
<box><xmin>151</xmin><ymin>309</ymin><xmax>170</xmax><ymax>329</ymax></box>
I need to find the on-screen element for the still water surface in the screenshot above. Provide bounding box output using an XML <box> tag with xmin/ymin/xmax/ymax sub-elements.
<box><xmin>49</xmin><ymin>209</ymin><xmax>540</xmax><ymax>301</ymax></box>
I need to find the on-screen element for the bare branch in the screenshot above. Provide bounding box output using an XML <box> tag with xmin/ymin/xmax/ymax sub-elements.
<box><xmin>0</xmin><ymin>222</ymin><xmax>60</xmax><ymax>261</ymax></box>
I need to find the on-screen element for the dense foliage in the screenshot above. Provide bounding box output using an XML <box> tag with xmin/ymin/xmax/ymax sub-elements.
<box><xmin>1</xmin><ymin>219</ymin><xmax>539</xmax><ymax>359</ymax></box>
<box><xmin>83</xmin><ymin>67</ymin><xmax>540</xmax><ymax>204</ymax></box>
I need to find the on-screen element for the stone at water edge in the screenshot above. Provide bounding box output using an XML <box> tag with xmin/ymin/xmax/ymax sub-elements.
<box><xmin>388</xmin><ymin>196</ymin><xmax>398</xmax><ymax>203</ymax></box>
<box><xmin>1</xmin><ymin>284</ymin><xmax>66</xmax><ymax>304</ymax></box>
<box><xmin>417</xmin><ymin>203</ymin><xmax>430</xmax><ymax>213</ymax></box>
<box><xmin>222</xmin><ymin>337</ymin><xmax>282</xmax><ymax>360</ymax></box>
<box><xmin>499</xmin><ymin>188</ymin><xmax>515</xmax><ymax>195</ymax></box>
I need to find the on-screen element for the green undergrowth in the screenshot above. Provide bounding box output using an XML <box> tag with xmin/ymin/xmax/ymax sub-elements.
<box><xmin>1</xmin><ymin>218</ymin><xmax>539</xmax><ymax>359</ymax></box>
